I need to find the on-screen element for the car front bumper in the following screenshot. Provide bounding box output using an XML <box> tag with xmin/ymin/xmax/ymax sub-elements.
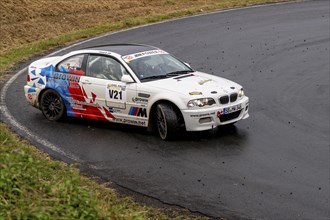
<box><xmin>181</xmin><ymin>96</ymin><xmax>249</xmax><ymax>131</ymax></box>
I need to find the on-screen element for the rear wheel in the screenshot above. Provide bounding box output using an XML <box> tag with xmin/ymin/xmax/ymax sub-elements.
<box><xmin>40</xmin><ymin>90</ymin><xmax>65</xmax><ymax>121</ymax></box>
<box><xmin>156</xmin><ymin>103</ymin><xmax>183</xmax><ymax>140</ymax></box>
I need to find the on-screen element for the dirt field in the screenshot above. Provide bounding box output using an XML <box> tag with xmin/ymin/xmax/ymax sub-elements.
<box><xmin>0</xmin><ymin>0</ymin><xmax>283</xmax><ymax>55</ymax></box>
<box><xmin>0</xmin><ymin>0</ymin><xmax>204</xmax><ymax>53</ymax></box>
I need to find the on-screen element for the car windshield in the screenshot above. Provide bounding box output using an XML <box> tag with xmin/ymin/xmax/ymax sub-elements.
<box><xmin>123</xmin><ymin>53</ymin><xmax>193</xmax><ymax>82</ymax></box>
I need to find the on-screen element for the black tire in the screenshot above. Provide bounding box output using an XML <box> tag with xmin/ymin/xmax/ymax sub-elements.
<box><xmin>40</xmin><ymin>89</ymin><xmax>66</xmax><ymax>121</ymax></box>
<box><xmin>156</xmin><ymin>103</ymin><xmax>183</xmax><ymax>140</ymax></box>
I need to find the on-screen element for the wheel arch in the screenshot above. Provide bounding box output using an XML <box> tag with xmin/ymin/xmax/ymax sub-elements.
<box><xmin>148</xmin><ymin>99</ymin><xmax>185</xmax><ymax>133</ymax></box>
<box><xmin>38</xmin><ymin>88</ymin><xmax>56</xmax><ymax>108</ymax></box>
<box><xmin>38</xmin><ymin>87</ymin><xmax>68</xmax><ymax>121</ymax></box>
<box><xmin>38</xmin><ymin>88</ymin><xmax>67</xmax><ymax>117</ymax></box>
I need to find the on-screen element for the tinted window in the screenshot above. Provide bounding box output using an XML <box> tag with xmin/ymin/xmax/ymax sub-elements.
<box><xmin>126</xmin><ymin>54</ymin><xmax>192</xmax><ymax>80</ymax></box>
<box><xmin>86</xmin><ymin>55</ymin><xmax>128</xmax><ymax>81</ymax></box>
<box><xmin>57</xmin><ymin>54</ymin><xmax>85</xmax><ymax>75</ymax></box>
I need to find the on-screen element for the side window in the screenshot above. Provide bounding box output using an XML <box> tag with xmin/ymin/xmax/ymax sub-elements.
<box><xmin>57</xmin><ymin>54</ymin><xmax>85</xmax><ymax>75</ymax></box>
<box><xmin>86</xmin><ymin>55</ymin><xmax>129</xmax><ymax>81</ymax></box>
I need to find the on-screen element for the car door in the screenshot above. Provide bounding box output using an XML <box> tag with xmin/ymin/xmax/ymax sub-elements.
<box><xmin>54</xmin><ymin>54</ymin><xmax>87</xmax><ymax>117</ymax></box>
<box><xmin>81</xmin><ymin>54</ymin><xmax>136</xmax><ymax>120</ymax></box>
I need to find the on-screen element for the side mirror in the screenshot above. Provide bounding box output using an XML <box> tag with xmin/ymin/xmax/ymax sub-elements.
<box><xmin>121</xmin><ymin>74</ymin><xmax>134</xmax><ymax>83</ymax></box>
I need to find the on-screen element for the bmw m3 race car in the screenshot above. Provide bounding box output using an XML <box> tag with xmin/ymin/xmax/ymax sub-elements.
<box><xmin>24</xmin><ymin>44</ymin><xmax>249</xmax><ymax>140</ymax></box>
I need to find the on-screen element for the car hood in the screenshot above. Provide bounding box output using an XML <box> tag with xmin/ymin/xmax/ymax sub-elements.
<box><xmin>145</xmin><ymin>71</ymin><xmax>241</xmax><ymax>97</ymax></box>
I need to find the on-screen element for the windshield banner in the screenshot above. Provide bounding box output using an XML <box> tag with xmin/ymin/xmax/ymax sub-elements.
<box><xmin>122</xmin><ymin>50</ymin><xmax>167</xmax><ymax>63</ymax></box>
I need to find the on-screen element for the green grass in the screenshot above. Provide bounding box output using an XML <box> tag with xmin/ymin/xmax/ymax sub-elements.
<box><xmin>0</xmin><ymin>124</ymin><xmax>194</xmax><ymax>220</ymax></box>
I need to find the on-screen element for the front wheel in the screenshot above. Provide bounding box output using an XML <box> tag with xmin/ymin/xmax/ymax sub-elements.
<box><xmin>40</xmin><ymin>90</ymin><xmax>66</xmax><ymax>121</ymax></box>
<box><xmin>156</xmin><ymin>103</ymin><xmax>183</xmax><ymax>140</ymax></box>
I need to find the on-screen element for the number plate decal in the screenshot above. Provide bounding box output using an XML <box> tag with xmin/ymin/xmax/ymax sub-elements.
<box><xmin>218</xmin><ymin>104</ymin><xmax>242</xmax><ymax>117</ymax></box>
<box><xmin>105</xmin><ymin>82</ymin><xmax>127</xmax><ymax>108</ymax></box>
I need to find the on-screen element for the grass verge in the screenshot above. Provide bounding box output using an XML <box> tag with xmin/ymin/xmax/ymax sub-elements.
<box><xmin>0</xmin><ymin>124</ymin><xmax>201</xmax><ymax>219</ymax></box>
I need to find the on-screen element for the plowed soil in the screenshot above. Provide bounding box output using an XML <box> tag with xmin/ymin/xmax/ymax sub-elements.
<box><xmin>0</xmin><ymin>0</ymin><xmax>283</xmax><ymax>54</ymax></box>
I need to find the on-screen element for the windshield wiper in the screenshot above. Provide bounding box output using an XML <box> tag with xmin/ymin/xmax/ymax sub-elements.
<box><xmin>166</xmin><ymin>70</ymin><xmax>194</xmax><ymax>76</ymax></box>
<box><xmin>140</xmin><ymin>75</ymin><xmax>168</xmax><ymax>81</ymax></box>
<box><xmin>140</xmin><ymin>70</ymin><xmax>194</xmax><ymax>81</ymax></box>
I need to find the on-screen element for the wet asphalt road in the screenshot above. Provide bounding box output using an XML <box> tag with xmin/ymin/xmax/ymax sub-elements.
<box><xmin>2</xmin><ymin>0</ymin><xmax>329</xmax><ymax>219</ymax></box>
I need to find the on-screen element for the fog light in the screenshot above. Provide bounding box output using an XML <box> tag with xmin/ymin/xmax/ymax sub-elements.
<box><xmin>199</xmin><ymin>117</ymin><xmax>212</xmax><ymax>124</ymax></box>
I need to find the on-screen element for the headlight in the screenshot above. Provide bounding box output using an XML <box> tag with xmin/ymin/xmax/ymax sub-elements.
<box><xmin>238</xmin><ymin>88</ymin><xmax>245</xmax><ymax>97</ymax></box>
<box><xmin>187</xmin><ymin>98</ymin><xmax>216</xmax><ymax>107</ymax></box>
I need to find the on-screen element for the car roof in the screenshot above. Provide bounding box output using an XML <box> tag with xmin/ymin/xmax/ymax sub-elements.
<box><xmin>85</xmin><ymin>44</ymin><xmax>159</xmax><ymax>56</ymax></box>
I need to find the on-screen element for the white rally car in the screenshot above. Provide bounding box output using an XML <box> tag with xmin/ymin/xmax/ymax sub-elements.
<box><xmin>24</xmin><ymin>44</ymin><xmax>249</xmax><ymax>140</ymax></box>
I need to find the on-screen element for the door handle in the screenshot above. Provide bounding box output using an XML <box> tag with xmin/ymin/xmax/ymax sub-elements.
<box><xmin>82</xmin><ymin>80</ymin><xmax>91</xmax><ymax>84</ymax></box>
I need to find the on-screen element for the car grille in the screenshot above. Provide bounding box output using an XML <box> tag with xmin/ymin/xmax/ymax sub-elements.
<box><xmin>219</xmin><ymin>110</ymin><xmax>242</xmax><ymax>122</ymax></box>
<box><xmin>219</xmin><ymin>93</ymin><xmax>238</xmax><ymax>104</ymax></box>
<box><xmin>230</xmin><ymin>93</ymin><xmax>238</xmax><ymax>102</ymax></box>
<box><xmin>219</xmin><ymin>96</ymin><xmax>229</xmax><ymax>104</ymax></box>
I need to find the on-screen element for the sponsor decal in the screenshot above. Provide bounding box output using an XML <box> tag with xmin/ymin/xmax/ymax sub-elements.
<box><xmin>132</xmin><ymin>97</ymin><xmax>148</xmax><ymax>104</ymax></box>
<box><xmin>114</xmin><ymin>118</ymin><xmax>146</xmax><ymax>126</ymax></box>
<box><xmin>47</xmin><ymin>78</ymin><xmax>65</xmax><ymax>86</ymax></box>
<box><xmin>189</xmin><ymin>91</ymin><xmax>203</xmax><ymax>95</ymax></box>
<box><xmin>107</xmin><ymin>83</ymin><xmax>126</xmax><ymax>91</ymax></box>
<box><xmin>68</xmin><ymin>98</ymin><xmax>99</xmax><ymax>108</ymax></box>
<box><xmin>129</xmin><ymin>107</ymin><xmax>147</xmax><ymax>118</ymax></box>
<box><xmin>198</xmin><ymin>79</ymin><xmax>212</xmax><ymax>85</ymax></box>
<box><xmin>99</xmin><ymin>51</ymin><xmax>112</xmax><ymax>56</ymax></box>
<box><xmin>190</xmin><ymin>112</ymin><xmax>215</xmax><ymax>118</ymax></box>
<box><xmin>27</xmin><ymin>94</ymin><xmax>33</xmax><ymax>100</ymax></box>
<box><xmin>108</xmin><ymin>107</ymin><xmax>122</xmax><ymax>113</ymax></box>
<box><xmin>124</xmin><ymin>55</ymin><xmax>134</xmax><ymax>62</ymax></box>
<box><xmin>122</xmin><ymin>50</ymin><xmax>168</xmax><ymax>63</ymax></box>
<box><xmin>53</xmin><ymin>72</ymin><xmax>81</xmax><ymax>82</ymax></box>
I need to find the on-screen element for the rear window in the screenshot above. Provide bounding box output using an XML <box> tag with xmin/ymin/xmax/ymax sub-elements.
<box><xmin>56</xmin><ymin>54</ymin><xmax>85</xmax><ymax>75</ymax></box>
